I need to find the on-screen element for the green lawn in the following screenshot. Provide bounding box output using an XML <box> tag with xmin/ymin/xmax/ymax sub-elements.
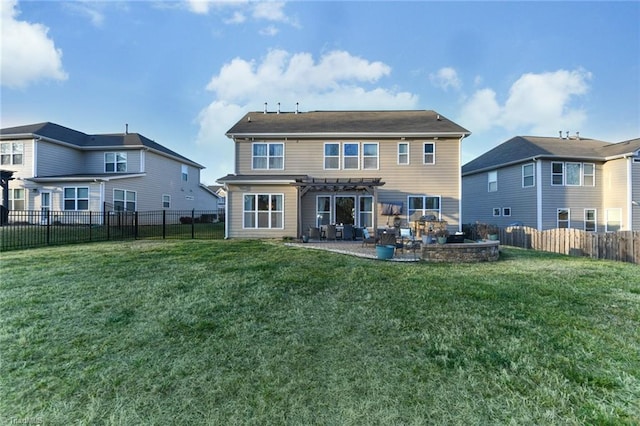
<box><xmin>1</xmin><ymin>240</ymin><xmax>639</xmax><ymax>425</ymax></box>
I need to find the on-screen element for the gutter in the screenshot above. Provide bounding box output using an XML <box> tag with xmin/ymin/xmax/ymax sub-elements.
<box><xmin>226</xmin><ymin>131</ymin><xmax>472</xmax><ymax>140</ymax></box>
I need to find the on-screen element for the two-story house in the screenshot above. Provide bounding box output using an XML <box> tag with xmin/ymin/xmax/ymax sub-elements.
<box><xmin>217</xmin><ymin>110</ymin><xmax>470</xmax><ymax>239</ymax></box>
<box><xmin>461</xmin><ymin>135</ymin><xmax>640</xmax><ymax>232</ymax></box>
<box><xmin>0</xmin><ymin>122</ymin><xmax>218</xmax><ymax>223</ymax></box>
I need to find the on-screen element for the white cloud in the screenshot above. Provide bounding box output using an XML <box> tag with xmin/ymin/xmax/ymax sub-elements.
<box><xmin>196</xmin><ymin>49</ymin><xmax>418</xmax><ymax>180</ymax></box>
<box><xmin>430</xmin><ymin>67</ymin><xmax>462</xmax><ymax>91</ymax></box>
<box><xmin>252</xmin><ymin>1</ymin><xmax>286</xmax><ymax>22</ymax></box>
<box><xmin>0</xmin><ymin>0</ymin><xmax>68</xmax><ymax>89</ymax></box>
<box><xmin>63</xmin><ymin>1</ymin><xmax>105</xmax><ymax>27</ymax></box>
<box><xmin>458</xmin><ymin>69</ymin><xmax>591</xmax><ymax>135</ymax></box>
<box><xmin>259</xmin><ymin>25</ymin><xmax>279</xmax><ymax>36</ymax></box>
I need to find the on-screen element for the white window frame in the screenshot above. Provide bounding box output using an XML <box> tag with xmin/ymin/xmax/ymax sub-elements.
<box><xmin>252</xmin><ymin>142</ymin><xmax>284</xmax><ymax>170</ymax></box>
<box><xmin>522</xmin><ymin>163</ymin><xmax>535</xmax><ymax>188</ymax></box>
<box><xmin>343</xmin><ymin>143</ymin><xmax>359</xmax><ymax>170</ymax></box>
<box><xmin>114</xmin><ymin>189</ymin><xmax>136</xmax><ymax>212</ymax></box>
<box><xmin>362</xmin><ymin>142</ymin><xmax>379</xmax><ymax>170</ymax></box>
<box><xmin>181</xmin><ymin>164</ymin><xmax>188</xmax><ymax>182</ymax></box>
<box><xmin>316</xmin><ymin>195</ymin><xmax>332</xmax><ymax>226</ymax></box>
<box><xmin>583</xmin><ymin>163</ymin><xmax>595</xmax><ymax>186</ymax></box>
<box><xmin>162</xmin><ymin>194</ymin><xmax>171</xmax><ymax>209</ymax></box>
<box><xmin>551</xmin><ymin>162</ymin><xmax>564</xmax><ymax>186</ymax></box>
<box><xmin>565</xmin><ymin>162</ymin><xmax>582</xmax><ymax>186</ymax></box>
<box><xmin>398</xmin><ymin>142</ymin><xmax>409</xmax><ymax>165</ymax></box>
<box><xmin>323</xmin><ymin>143</ymin><xmax>340</xmax><ymax>170</ymax></box>
<box><xmin>423</xmin><ymin>142</ymin><xmax>435</xmax><ymax>165</ymax></box>
<box><xmin>105</xmin><ymin>152</ymin><xmax>127</xmax><ymax>173</ymax></box>
<box><xmin>1</xmin><ymin>142</ymin><xmax>24</xmax><ymax>165</ymax></box>
<box><xmin>9</xmin><ymin>188</ymin><xmax>25</xmax><ymax>210</ymax></box>
<box><xmin>243</xmin><ymin>193</ymin><xmax>284</xmax><ymax>229</ymax></box>
<box><xmin>488</xmin><ymin>170</ymin><xmax>498</xmax><ymax>192</ymax></box>
<box><xmin>64</xmin><ymin>187</ymin><xmax>89</xmax><ymax>211</ymax></box>
<box><xmin>493</xmin><ymin>208</ymin><xmax>501</xmax><ymax>217</ymax></box>
<box><xmin>605</xmin><ymin>208</ymin><xmax>621</xmax><ymax>232</ymax></box>
<box><xmin>557</xmin><ymin>208</ymin><xmax>570</xmax><ymax>228</ymax></box>
<box><xmin>407</xmin><ymin>195</ymin><xmax>441</xmax><ymax>221</ymax></box>
<box><xmin>502</xmin><ymin>207</ymin><xmax>511</xmax><ymax>217</ymax></box>
<box><xmin>359</xmin><ymin>195</ymin><xmax>374</xmax><ymax>228</ymax></box>
<box><xmin>584</xmin><ymin>208</ymin><xmax>597</xmax><ymax>232</ymax></box>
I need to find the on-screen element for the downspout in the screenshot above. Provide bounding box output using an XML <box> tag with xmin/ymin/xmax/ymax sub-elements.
<box><xmin>33</xmin><ymin>137</ymin><xmax>40</xmax><ymax>177</ymax></box>
<box><xmin>627</xmin><ymin>156</ymin><xmax>633</xmax><ymax>230</ymax></box>
<box><xmin>536</xmin><ymin>158</ymin><xmax>543</xmax><ymax>230</ymax></box>
<box><xmin>224</xmin><ymin>184</ymin><xmax>230</xmax><ymax>239</ymax></box>
<box><xmin>458</xmin><ymin>134</ymin><xmax>464</xmax><ymax>232</ymax></box>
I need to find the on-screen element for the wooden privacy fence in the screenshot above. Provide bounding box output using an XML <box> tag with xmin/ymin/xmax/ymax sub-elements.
<box><xmin>498</xmin><ymin>226</ymin><xmax>640</xmax><ymax>264</ymax></box>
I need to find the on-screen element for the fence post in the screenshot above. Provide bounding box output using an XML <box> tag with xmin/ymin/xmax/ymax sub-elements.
<box><xmin>46</xmin><ymin>210</ymin><xmax>51</xmax><ymax>245</ymax></box>
<box><xmin>162</xmin><ymin>209</ymin><xmax>166</xmax><ymax>239</ymax></box>
<box><xmin>191</xmin><ymin>209</ymin><xmax>195</xmax><ymax>239</ymax></box>
<box><xmin>134</xmin><ymin>211</ymin><xmax>139</xmax><ymax>239</ymax></box>
<box><xmin>89</xmin><ymin>211</ymin><xmax>93</xmax><ymax>241</ymax></box>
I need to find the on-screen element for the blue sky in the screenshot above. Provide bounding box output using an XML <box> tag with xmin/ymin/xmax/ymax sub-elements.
<box><xmin>1</xmin><ymin>0</ymin><xmax>639</xmax><ymax>185</ymax></box>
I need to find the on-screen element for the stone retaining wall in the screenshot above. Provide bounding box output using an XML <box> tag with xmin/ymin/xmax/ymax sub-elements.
<box><xmin>420</xmin><ymin>241</ymin><xmax>500</xmax><ymax>262</ymax></box>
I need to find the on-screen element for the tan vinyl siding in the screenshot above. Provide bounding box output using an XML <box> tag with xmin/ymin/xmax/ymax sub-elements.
<box><xmin>36</xmin><ymin>140</ymin><xmax>84</xmax><ymax>176</ymax></box>
<box><xmin>235</xmin><ymin>137</ymin><xmax>462</xmax><ymax>231</ymax></box>
<box><xmin>633</xmin><ymin>158</ymin><xmax>640</xmax><ymax>230</ymax></box>
<box><xmin>226</xmin><ymin>184</ymin><xmax>298</xmax><ymax>238</ymax></box>
<box><xmin>603</xmin><ymin>158</ymin><xmax>629</xmax><ymax>229</ymax></box>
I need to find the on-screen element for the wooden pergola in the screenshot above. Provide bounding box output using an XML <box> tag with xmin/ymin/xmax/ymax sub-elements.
<box><xmin>292</xmin><ymin>177</ymin><xmax>385</xmax><ymax>237</ymax></box>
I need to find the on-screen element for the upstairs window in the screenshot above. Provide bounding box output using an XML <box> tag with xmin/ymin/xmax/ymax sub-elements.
<box><xmin>362</xmin><ymin>143</ymin><xmax>378</xmax><ymax>170</ymax></box>
<box><xmin>1</xmin><ymin>142</ymin><xmax>24</xmax><ymax>165</ymax></box>
<box><xmin>343</xmin><ymin>143</ymin><xmax>359</xmax><ymax>169</ymax></box>
<box><xmin>114</xmin><ymin>189</ymin><xmax>136</xmax><ymax>211</ymax></box>
<box><xmin>398</xmin><ymin>142</ymin><xmax>409</xmax><ymax>165</ymax></box>
<box><xmin>64</xmin><ymin>187</ymin><xmax>89</xmax><ymax>211</ymax></box>
<box><xmin>552</xmin><ymin>162</ymin><xmax>595</xmax><ymax>187</ymax></box>
<box><xmin>105</xmin><ymin>152</ymin><xmax>127</xmax><ymax>172</ymax></box>
<box><xmin>488</xmin><ymin>170</ymin><xmax>498</xmax><ymax>192</ymax></box>
<box><xmin>522</xmin><ymin>163</ymin><xmax>535</xmax><ymax>187</ymax></box>
<box><xmin>253</xmin><ymin>143</ymin><xmax>284</xmax><ymax>170</ymax></box>
<box><xmin>423</xmin><ymin>142</ymin><xmax>435</xmax><ymax>164</ymax></box>
<box><xmin>324</xmin><ymin>143</ymin><xmax>340</xmax><ymax>169</ymax></box>
<box><xmin>181</xmin><ymin>165</ymin><xmax>188</xmax><ymax>181</ymax></box>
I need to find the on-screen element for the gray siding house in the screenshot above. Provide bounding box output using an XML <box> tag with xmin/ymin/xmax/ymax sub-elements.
<box><xmin>1</xmin><ymin>122</ymin><xmax>218</xmax><ymax>222</ymax></box>
<box><xmin>461</xmin><ymin>135</ymin><xmax>640</xmax><ymax>231</ymax></box>
<box><xmin>217</xmin><ymin>109</ymin><xmax>470</xmax><ymax>239</ymax></box>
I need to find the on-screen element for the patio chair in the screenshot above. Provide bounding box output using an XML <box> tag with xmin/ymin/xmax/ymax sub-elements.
<box><xmin>378</xmin><ymin>231</ymin><xmax>397</xmax><ymax>247</ymax></box>
<box><xmin>308</xmin><ymin>227</ymin><xmax>320</xmax><ymax>241</ymax></box>
<box><xmin>362</xmin><ymin>228</ymin><xmax>376</xmax><ymax>247</ymax></box>
<box><xmin>326</xmin><ymin>224</ymin><xmax>337</xmax><ymax>241</ymax></box>
<box><xmin>342</xmin><ymin>224</ymin><xmax>354</xmax><ymax>240</ymax></box>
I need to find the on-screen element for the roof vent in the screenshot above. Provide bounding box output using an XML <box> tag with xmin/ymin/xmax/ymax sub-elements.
<box><xmin>436</xmin><ymin>114</ymin><xmax>441</xmax><ymax>121</ymax></box>
<box><xmin>247</xmin><ymin>116</ymin><xmax>251</xmax><ymax>122</ymax></box>
<box><xmin>264</xmin><ymin>102</ymin><xmax>267</xmax><ymax>114</ymax></box>
<box><xmin>576</xmin><ymin>131</ymin><xmax>580</xmax><ymax>140</ymax></box>
<box><xmin>277</xmin><ymin>102</ymin><xmax>280</xmax><ymax>114</ymax></box>
<box><xmin>125</xmin><ymin>123</ymin><xmax>128</xmax><ymax>134</ymax></box>
<box><xmin>559</xmin><ymin>130</ymin><xmax>563</xmax><ymax>139</ymax></box>
<box><xmin>295</xmin><ymin>102</ymin><xmax>299</xmax><ymax>114</ymax></box>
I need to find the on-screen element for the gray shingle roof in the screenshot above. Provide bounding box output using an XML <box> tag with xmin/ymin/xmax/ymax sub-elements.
<box><xmin>1</xmin><ymin>122</ymin><xmax>202</xmax><ymax>168</ymax></box>
<box><xmin>462</xmin><ymin>136</ymin><xmax>640</xmax><ymax>175</ymax></box>
<box><xmin>226</xmin><ymin>110</ymin><xmax>470</xmax><ymax>137</ymax></box>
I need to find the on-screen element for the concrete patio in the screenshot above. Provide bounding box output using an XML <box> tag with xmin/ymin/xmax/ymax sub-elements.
<box><xmin>285</xmin><ymin>240</ymin><xmax>421</xmax><ymax>262</ymax></box>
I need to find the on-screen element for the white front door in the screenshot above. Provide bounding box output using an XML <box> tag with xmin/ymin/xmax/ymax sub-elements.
<box><xmin>40</xmin><ymin>191</ymin><xmax>51</xmax><ymax>224</ymax></box>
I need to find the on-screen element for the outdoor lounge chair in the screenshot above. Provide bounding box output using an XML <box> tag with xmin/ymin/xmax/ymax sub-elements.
<box><xmin>362</xmin><ymin>228</ymin><xmax>376</xmax><ymax>247</ymax></box>
<box><xmin>326</xmin><ymin>224</ymin><xmax>337</xmax><ymax>241</ymax></box>
<box><xmin>342</xmin><ymin>224</ymin><xmax>354</xmax><ymax>240</ymax></box>
<box><xmin>308</xmin><ymin>227</ymin><xmax>320</xmax><ymax>241</ymax></box>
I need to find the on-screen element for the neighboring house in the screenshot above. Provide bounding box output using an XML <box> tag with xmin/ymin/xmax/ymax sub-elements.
<box><xmin>0</xmin><ymin>122</ymin><xmax>218</xmax><ymax>223</ymax></box>
<box><xmin>461</xmin><ymin>135</ymin><xmax>640</xmax><ymax>232</ymax></box>
<box><xmin>217</xmin><ymin>110</ymin><xmax>470</xmax><ymax>239</ymax></box>
<box><xmin>207</xmin><ymin>185</ymin><xmax>227</xmax><ymax>210</ymax></box>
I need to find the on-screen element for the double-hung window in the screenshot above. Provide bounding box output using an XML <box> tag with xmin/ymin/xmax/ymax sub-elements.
<box><xmin>9</xmin><ymin>188</ymin><xmax>25</xmax><ymax>210</ymax></box>
<box><xmin>1</xmin><ymin>142</ymin><xmax>23</xmax><ymax>165</ymax></box>
<box><xmin>583</xmin><ymin>163</ymin><xmax>595</xmax><ymax>186</ymax></box>
<box><xmin>585</xmin><ymin>209</ymin><xmax>596</xmax><ymax>232</ymax></box>
<box><xmin>162</xmin><ymin>194</ymin><xmax>171</xmax><ymax>209</ymax></box>
<box><xmin>253</xmin><ymin>143</ymin><xmax>284</xmax><ymax>170</ymax></box>
<box><xmin>488</xmin><ymin>170</ymin><xmax>498</xmax><ymax>192</ymax></box>
<box><xmin>343</xmin><ymin>143</ymin><xmax>359</xmax><ymax>169</ymax></box>
<box><xmin>114</xmin><ymin>189</ymin><xmax>136</xmax><ymax>211</ymax></box>
<box><xmin>557</xmin><ymin>208</ymin><xmax>570</xmax><ymax>228</ymax></box>
<box><xmin>398</xmin><ymin>142</ymin><xmax>409</xmax><ymax>165</ymax></box>
<box><xmin>64</xmin><ymin>187</ymin><xmax>89</xmax><ymax>211</ymax></box>
<box><xmin>244</xmin><ymin>194</ymin><xmax>283</xmax><ymax>229</ymax></box>
<box><xmin>324</xmin><ymin>143</ymin><xmax>340</xmax><ymax>169</ymax></box>
<box><xmin>105</xmin><ymin>152</ymin><xmax>127</xmax><ymax>172</ymax></box>
<box><xmin>552</xmin><ymin>162</ymin><xmax>564</xmax><ymax>185</ymax></box>
<box><xmin>362</xmin><ymin>143</ymin><xmax>378</xmax><ymax>170</ymax></box>
<box><xmin>359</xmin><ymin>196</ymin><xmax>373</xmax><ymax>228</ymax></box>
<box><xmin>181</xmin><ymin>165</ymin><xmax>188</xmax><ymax>182</ymax></box>
<box><xmin>522</xmin><ymin>163</ymin><xmax>535</xmax><ymax>187</ymax></box>
<box><xmin>423</xmin><ymin>142</ymin><xmax>435</xmax><ymax>164</ymax></box>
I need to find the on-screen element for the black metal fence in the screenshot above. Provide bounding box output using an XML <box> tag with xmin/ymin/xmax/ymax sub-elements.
<box><xmin>0</xmin><ymin>209</ymin><xmax>225</xmax><ymax>251</ymax></box>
